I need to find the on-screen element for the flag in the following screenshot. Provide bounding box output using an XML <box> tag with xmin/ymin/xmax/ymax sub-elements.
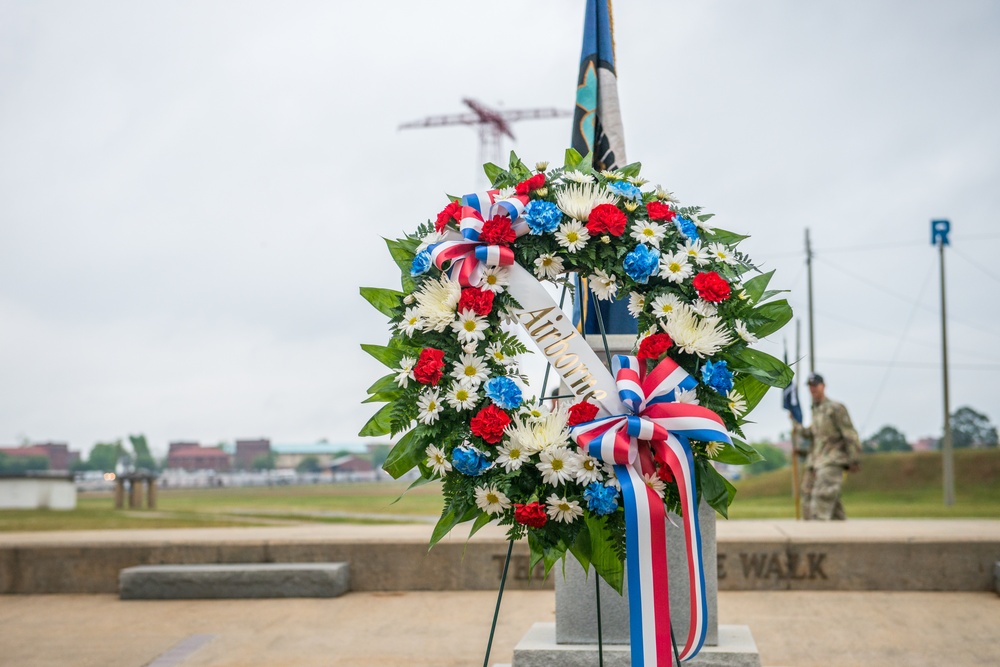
<box><xmin>572</xmin><ymin>0</ymin><xmax>635</xmax><ymax>335</ymax></box>
<box><xmin>783</xmin><ymin>350</ymin><xmax>803</xmax><ymax>424</ymax></box>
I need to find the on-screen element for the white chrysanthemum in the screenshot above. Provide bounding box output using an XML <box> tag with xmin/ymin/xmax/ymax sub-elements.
<box><xmin>737</xmin><ymin>288</ymin><xmax>752</xmax><ymax>303</ymax></box>
<box><xmin>533</xmin><ymin>253</ymin><xmax>565</xmax><ymax>280</ymax></box>
<box><xmin>589</xmin><ymin>269</ymin><xmax>618</xmax><ymax>301</ymax></box>
<box><xmin>545</xmin><ymin>493</ymin><xmax>584</xmax><ymax>523</ymax></box>
<box><xmin>496</xmin><ymin>440</ymin><xmax>529</xmax><ymax>472</ymax></box>
<box><xmin>537</xmin><ymin>447</ymin><xmax>579</xmax><ymax>487</ymax></box>
<box><xmin>674</xmin><ymin>388</ymin><xmax>700</xmax><ymax>405</ymax></box>
<box><xmin>424</xmin><ymin>444</ymin><xmax>452</xmax><ymax>477</ymax></box>
<box><xmin>708</xmin><ymin>242</ymin><xmax>738</xmax><ymax>266</ymax></box>
<box><xmin>658</xmin><ymin>251</ymin><xmax>693</xmax><ymax>284</ymax></box>
<box><xmin>451</xmin><ymin>309</ymin><xmax>488</xmax><ymax>344</ymax></box>
<box><xmin>556</xmin><ymin>182</ymin><xmax>616</xmax><ymax>220</ymax></box>
<box><xmin>643</xmin><ymin>473</ymin><xmax>666</xmax><ymax>498</ymax></box>
<box><xmin>627</xmin><ymin>292</ymin><xmax>645</xmax><ymax>318</ymax></box>
<box><xmin>734</xmin><ymin>320</ymin><xmax>759</xmax><ymax>344</ymax></box>
<box><xmin>554</xmin><ymin>220</ymin><xmax>591</xmax><ymax>253</ymax></box>
<box><xmin>692</xmin><ymin>298</ymin><xmax>719</xmax><ymax>318</ymax></box>
<box><xmin>445</xmin><ymin>385</ymin><xmax>479</xmax><ymax>412</ymax></box>
<box><xmin>399</xmin><ymin>307</ymin><xmax>424</xmax><ymax>337</ymax></box>
<box><xmin>654</xmin><ymin>185</ymin><xmax>677</xmax><ymax>202</ymax></box>
<box><xmin>416</xmin><ymin>389</ymin><xmax>443</xmax><ymax>425</ymax></box>
<box><xmin>479</xmin><ymin>266</ymin><xmax>509</xmax><ymax>294</ymax></box>
<box><xmin>414</xmin><ymin>275</ymin><xmax>462</xmax><ymax>332</ymax></box>
<box><xmin>450</xmin><ymin>352</ymin><xmax>489</xmax><ymax>388</ymax></box>
<box><xmin>475</xmin><ymin>485</ymin><xmax>511</xmax><ymax>515</ymax></box>
<box><xmin>575</xmin><ymin>454</ymin><xmax>604</xmax><ymax>485</ymax></box>
<box><xmin>630</xmin><ymin>220</ymin><xmax>665</xmax><ymax>247</ymax></box>
<box><xmin>726</xmin><ymin>390</ymin><xmax>747</xmax><ymax>417</ymax></box>
<box><xmin>662</xmin><ymin>303</ymin><xmax>734</xmax><ymax>358</ymax></box>
<box><xmin>394</xmin><ymin>356</ymin><xmax>417</xmax><ymax>388</ymax></box>
<box><xmin>693</xmin><ymin>214</ymin><xmax>714</xmax><ymax>233</ymax></box>
<box><xmin>599</xmin><ymin>169</ymin><xmax>623</xmax><ymax>180</ymax></box>
<box><xmin>628</xmin><ymin>176</ymin><xmax>648</xmax><ymax>186</ymax></box>
<box><xmin>495</xmin><ymin>185</ymin><xmax>516</xmax><ymax>200</ymax></box>
<box><xmin>680</xmin><ymin>239</ymin><xmax>711</xmax><ymax>266</ymax></box>
<box><xmin>705</xmin><ymin>441</ymin><xmax>725</xmax><ymax>458</ymax></box>
<box><xmin>563</xmin><ymin>169</ymin><xmax>596</xmax><ymax>184</ymax></box>
<box><xmin>415</xmin><ymin>230</ymin><xmax>447</xmax><ymax>253</ymax></box>
<box><xmin>650</xmin><ymin>293</ymin><xmax>682</xmax><ymax>318</ymax></box>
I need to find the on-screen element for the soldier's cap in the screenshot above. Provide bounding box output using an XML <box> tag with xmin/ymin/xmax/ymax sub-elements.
<box><xmin>806</xmin><ymin>373</ymin><xmax>825</xmax><ymax>386</ymax></box>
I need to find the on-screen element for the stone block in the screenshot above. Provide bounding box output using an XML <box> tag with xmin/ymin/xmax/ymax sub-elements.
<box><xmin>119</xmin><ymin>562</ymin><xmax>350</xmax><ymax>599</ymax></box>
<box><xmin>994</xmin><ymin>562</ymin><xmax>999</xmax><ymax>596</ymax></box>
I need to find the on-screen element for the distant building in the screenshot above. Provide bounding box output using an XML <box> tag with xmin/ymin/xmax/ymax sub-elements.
<box><xmin>235</xmin><ymin>439</ymin><xmax>271</xmax><ymax>469</ymax></box>
<box><xmin>272</xmin><ymin>443</ymin><xmax>345</xmax><ymax>470</ymax></box>
<box><xmin>0</xmin><ymin>442</ymin><xmax>79</xmax><ymax>471</ymax></box>
<box><xmin>166</xmin><ymin>443</ymin><xmax>231</xmax><ymax>471</ymax></box>
<box><xmin>329</xmin><ymin>455</ymin><xmax>374</xmax><ymax>474</ymax></box>
<box><xmin>912</xmin><ymin>437</ymin><xmax>939</xmax><ymax>452</ymax></box>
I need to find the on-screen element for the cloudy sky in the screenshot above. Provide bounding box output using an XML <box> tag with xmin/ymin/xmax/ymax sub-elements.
<box><xmin>2</xmin><ymin>1</ymin><xmax>998</xmax><ymax>457</ymax></box>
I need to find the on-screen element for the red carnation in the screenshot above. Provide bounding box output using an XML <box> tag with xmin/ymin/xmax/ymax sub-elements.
<box><xmin>586</xmin><ymin>203</ymin><xmax>627</xmax><ymax>237</ymax></box>
<box><xmin>567</xmin><ymin>401</ymin><xmax>600</xmax><ymax>427</ymax></box>
<box><xmin>692</xmin><ymin>271</ymin><xmax>732</xmax><ymax>303</ymax></box>
<box><xmin>514</xmin><ymin>502</ymin><xmax>548</xmax><ymax>528</ymax></box>
<box><xmin>515</xmin><ymin>173</ymin><xmax>546</xmax><ymax>195</ymax></box>
<box><xmin>413</xmin><ymin>348</ymin><xmax>445</xmax><ymax>385</ymax></box>
<box><xmin>638</xmin><ymin>333</ymin><xmax>673</xmax><ymax>361</ymax></box>
<box><xmin>645</xmin><ymin>201</ymin><xmax>675</xmax><ymax>222</ymax></box>
<box><xmin>435</xmin><ymin>201</ymin><xmax>462</xmax><ymax>233</ymax></box>
<box><xmin>470</xmin><ymin>404</ymin><xmax>511</xmax><ymax>444</ymax></box>
<box><xmin>458</xmin><ymin>288</ymin><xmax>494</xmax><ymax>316</ymax></box>
<box><xmin>656</xmin><ymin>464</ymin><xmax>675</xmax><ymax>483</ymax></box>
<box><xmin>478</xmin><ymin>216</ymin><xmax>516</xmax><ymax>246</ymax></box>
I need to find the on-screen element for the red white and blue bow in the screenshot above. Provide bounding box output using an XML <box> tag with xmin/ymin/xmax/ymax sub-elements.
<box><xmin>571</xmin><ymin>354</ymin><xmax>732</xmax><ymax>665</ymax></box>
<box><xmin>427</xmin><ymin>190</ymin><xmax>529</xmax><ymax>287</ymax></box>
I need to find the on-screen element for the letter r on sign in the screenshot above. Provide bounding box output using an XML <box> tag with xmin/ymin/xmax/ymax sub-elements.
<box><xmin>931</xmin><ymin>219</ymin><xmax>950</xmax><ymax>246</ymax></box>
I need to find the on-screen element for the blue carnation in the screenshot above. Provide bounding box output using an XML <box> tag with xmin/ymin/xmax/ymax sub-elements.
<box><xmin>484</xmin><ymin>376</ymin><xmax>523</xmax><ymax>410</ymax></box>
<box><xmin>607</xmin><ymin>181</ymin><xmax>642</xmax><ymax>202</ymax></box>
<box><xmin>701</xmin><ymin>360</ymin><xmax>734</xmax><ymax>395</ymax></box>
<box><xmin>523</xmin><ymin>200</ymin><xmax>562</xmax><ymax>235</ymax></box>
<box><xmin>584</xmin><ymin>482</ymin><xmax>620</xmax><ymax>516</ymax></box>
<box><xmin>410</xmin><ymin>249</ymin><xmax>432</xmax><ymax>276</ymax></box>
<box><xmin>623</xmin><ymin>245</ymin><xmax>660</xmax><ymax>284</ymax></box>
<box><xmin>675</xmin><ymin>216</ymin><xmax>700</xmax><ymax>241</ymax></box>
<box><xmin>452</xmin><ymin>445</ymin><xmax>492</xmax><ymax>477</ymax></box>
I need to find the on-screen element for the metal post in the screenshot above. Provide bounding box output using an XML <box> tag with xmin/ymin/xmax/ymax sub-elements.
<box><xmin>938</xmin><ymin>238</ymin><xmax>954</xmax><ymax>506</ymax></box>
<box><xmin>791</xmin><ymin>321</ymin><xmax>802</xmax><ymax>520</ymax></box>
<box><xmin>805</xmin><ymin>229</ymin><xmax>816</xmax><ymax>374</ymax></box>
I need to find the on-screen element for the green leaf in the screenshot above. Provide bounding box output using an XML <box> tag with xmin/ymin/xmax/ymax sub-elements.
<box><xmin>508</xmin><ymin>151</ymin><xmax>530</xmax><ymax>179</ymax></box>
<box><xmin>568</xmin><ymin>522</ymin><xmax>592</xmax><ymax>574</ymax></box>
<box><xmin>564</xmin><ymin>148</ymin><xmax>584</xmax><ymax>170</ymax></box>
<box><xmin>429</xmin><ymin>503</ymin><xmax>477</xmax><ymax>548</ymax></box>
<box><xmin>360</xmin><ymin>286</ymin><xmax>404</xmax><ymax>318</ymax></box>
<box><xmin>385</xmin><ymin>238</ymin><xmax>418</xmax><ymax>292</ymax></box>
<box><xmin>618</xmin><ymin>161</ymin><xmax>642</xmax><ymax>178</ymax></box>
<box><xmin>758</xmin><ymin>289</ymin><xmax>787</xmax><ymax>303</ymax></box>
<box><xmin>705</xmin><ymin>227</ymin><xmax>750</xmax><ymax>245</ymax></box>
<box><xmin>733</xmin><ymin>374</ymin><xmax>771</xmax><ymax>415</ymax></box>
<box><xmin>483</xmin><ymin>162</ymin><xmax>506</xmax><ymax>185</ymax></box>
<box><xmin>362</xmin><ymin>389</ymin><xmax>402</xmax><ymax>404</ymax></box>
<box><xmin>361</xmin><ymin>343</ymin><xmax>407</xmax><ymax>369</ymax></box>
<box><xmin>742</xmin><ymin>270</ymin><xmax>774</xmax><ymax>304</ymax></box>
<box><xmin>390</xmin><ymin>475</ymin><xmax>435</xmax><ymax>505</ymax></box>
<box><xmin>359</xmin><ymin>403</ymin><xmax>394</xmax><ymax>437</ymax></box>
<box><xmin>468</xmin><ymin>511</ymin><xmax>493</xmax><ymax>539</ymax></box>
<box><xmin>367</xmin><ymin>373</ymin><xmax>398</xmax><ymax>395</ymax></box>
<box><xmin>381</xmin><ymin>430</ymin><xmax>423</xmax><ymax>478</ymax></box>
<box><xmin>728</xmin><ymin>348</ymin><xmax>793</xmax><ymax>388</ymax></box>
<box><xmin>698</xmin><ymin>459</ymin><xmax>736</xmax><ymax>518</ymax></box>
<box><xmin>750</xmin><ymin>300</ymin><xmax>793</xmax><ymax>339</ymax></box>
<box><xmin>711</xmin><ymin>438</ymin><xmax>764</xmax><ymax>466</ymax></box>
<box><xmin>585</xmin><ymin>514</ymin><xmax>624</xmax><ymax>594</ymax></box>
<box><xmin>527</xmin><ymin>531</ymin><xmax>545</xmax><ymax>573</ymax></box>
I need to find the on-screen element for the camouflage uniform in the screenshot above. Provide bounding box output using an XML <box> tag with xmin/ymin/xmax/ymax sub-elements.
<box><xmin>799</xmin><ymin>397</ymin><xmax>861</xmax><ymax>521</ymax></box>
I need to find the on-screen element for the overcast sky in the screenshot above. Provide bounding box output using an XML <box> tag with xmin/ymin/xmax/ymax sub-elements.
<box><xmin>2</xmin><ymin>1</ymin><xmax>998</xmax><ymax>457</ymax></box>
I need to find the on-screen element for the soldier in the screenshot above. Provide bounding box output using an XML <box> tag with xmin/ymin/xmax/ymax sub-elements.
<box><xmin>795</xmin><ymin>373</ymin><xmax>861</xmax><ymax>520</ymax></box>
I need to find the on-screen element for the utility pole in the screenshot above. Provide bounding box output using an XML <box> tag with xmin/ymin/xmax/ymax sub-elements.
<box><xmin>932</xmin><ymin>219</ymin><xmax>954</xmax><ymax>506</ymax></box>
<box><xmin>805</xmin><ymin>228</ymin><xmax>816</xmax><ymax>374</ymax></box>
<box><xmin>792</xmin><ymin>319</ymin><xmax>802</xmax><ymax>520</ymax></box>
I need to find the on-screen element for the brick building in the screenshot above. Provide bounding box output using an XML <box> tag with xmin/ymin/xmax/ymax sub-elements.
<box><xmin>235</xmin><ymin>439</ymin><xmax>271</xmax><ymax>469</ymax></box>
<box><xmin>166</xmin><ymin>443</ymin><xmax>231</xmax><ymax>471</ymax></box>
<box><xmin>0</xmin><ymin>442</ymin><xmax>79</xmax><ymax>471</ymax></box>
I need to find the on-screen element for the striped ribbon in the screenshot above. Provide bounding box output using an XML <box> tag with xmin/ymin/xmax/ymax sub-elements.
<box><xmin>427</xmin><ymin>190</ymin><xmax>530</xmax><ymax>287</ymax></box>
<box><xmin>570</xmin><ymin>354</ymin><xmax>732</xmax><ymax>665</ymax></box>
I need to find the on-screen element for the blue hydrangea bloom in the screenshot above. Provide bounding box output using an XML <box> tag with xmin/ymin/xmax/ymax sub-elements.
<box><xmin>410</xmin><ymin>249</ymin><xmax>432</xmax><ymax>276</ymax></box>
<box><xmin>608</xmin><ymin>181</ymin><xmax>642</xmax><ymax>201</ymax></box>
<box><xmin>484</xmin><ymin>376</ymin><xmax>523</xmax><ymax>410</ymax></box>
<box><xmin>675</xmin><ymin>216</ymin><xmax>700</xmax><ymax>241</ymax></box>
<box><xmin>523</xmin><ymin>200</ymin><xmax>562</xmax><ymax>235</ymax></box>
<box><xmin>701</xmin><ymin>360</ymin><xmax>734</xmax><ymax>395</ymax></box>
<box><xmin>623</xmin><ymin>245</ymin><xmax>660</xmax><ymax>284</ymax></box>
<box><xmin>452</xmin><ymin>445</ymin><xmax>492</xmax><ymax>477</ymax></box>
<box><xmin>584</xmin><ymin>482</ymin><xmax>620</xmax><ymax>516</ymax></box>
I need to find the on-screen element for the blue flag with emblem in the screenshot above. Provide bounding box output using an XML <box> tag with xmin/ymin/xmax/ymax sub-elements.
<box><xmin>783</xmin><ymin>350</ymin><xmax>803</xmax><ymax>424</ymax></box>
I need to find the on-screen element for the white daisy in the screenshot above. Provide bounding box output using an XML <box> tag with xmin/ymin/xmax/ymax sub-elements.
<box><xmin>737</xmin><ymin>287</ymin><xmax>753</xmax><ymax>303</ymax></box>
<box><xmin>555</xmin><ymin>182</ymin><xmax>616</xmax><ymax>220</ymax></box>
<box><xmin>654</xmin><ymin>185</ymin><xmax>677</xmax><ymax>202</ymax></box>
<box><xmin>680</xmin><ymin>239</ymin><xmax>711</xmax><ymax>266</ymax></box>
<box><xmin>674</xmin><ymin>388</ymin><xmax>700</xmax><ymax>405</ymax></box>
<box><xmin>643</xmin><ymin>472</ymin><xmax>666</xmax><ymax>498</ymax></box>
<box><xmin>658</xmin><ymin>251</ymin><xmax>694</xmax><ymax>284</ymax></box>
<box><xmin>415</xmin><ymin>230</ymin><xmax>447</xmax><ymax>253</ymax></box>
<box><xmin>495</xmin><ymin>185</ymin><xmax>516</xmax><ymax>200</ymax></box>
<box><xmin>533</xmin><ymin>253</ymin><xmax>565</xmax><ymax>280</ymax></box>
<box><xmin>575</xmin><ymin>454</ymin><xmax>604</xmax><ymax>485</ymax></box>
<box><xmin>479</xmin><ymin>266</ymin><xmax>509</xmax><ymax>294</ymax></box>
<box><xmin>662</xmin><ymin>303</ymin><xmax>734</xmax><ymax>358</ymax></box>
<box><xmin>416</xmin><ymin>389</ymin><xmax>443</xmax><ymax>425</ymax></box>
<box><xmin>708</xmin><ymin>242</ymin><xmax>739</xmax><ymax>266</ymax></box>
<box><xmin>599</xmin><ymin>169</ymin><xmax>623</xmax><ymax>180</ymax></box>
<box><xmin>495</xmin><ymin>440</ymin><xmax>529</xmax><ymax>472</ymax></box>
<box><xmin>650</xmin><ymin>293</ymin><xmax>682</xmax><ymax>319</ymax></box>
<box><xmin>450</xmin><ymin>352</ymin><xmax>489</xmax><ymax>388</ymax></box>
<box><xmin>399</xmin><ymin>307</ymin><xmax>424</xmax><ymax>337</ymax></box>
<box><xmin>394</xmin><ymin>356</ymin><xmax>417</xmax><ymax>388</ymax></box>
<box><xmin>518</xmin><ymin>402</ymin><xmax>549</xmax><ymax>422</ymax></box>
<box><xmin>734</xmin><ymin>320</ymin><xmax>759</xmax><ymax>345</ymax></box>
<box><xmin>424</xmin><ymin>444</ymin><xmax>452</xmax><ymax>477</ymax></box>
<box><xmin>554</xmin><ymin>219</ymin><xmax>591</xmax><ymax>252</ymax></box>
<box><xmin>485</xmin><ymin>342</ymin><xmax>512</xmax><ymax>367</ymax></box>
<box><xmin>536</xmin><ymin>447</ymin><xmax>578</xmax><ymax>487</ymax></box>
<box><xmin>588</xmin><ymin>269</ymin><xmax>618</xmax><ymax>301</ymax></box>
<box><xmin>603</xmin><ymin>463</ymin><xmax>621</xmax><ymax>490</ymax></box>
<box><xmin>726</xmin><ymin>390</ymin><xmax>747</xmax><ymax>417</ymax></box>
<box><xmin>474</xmin><ymin>485</ymin><xmax>511</xmax><ymax>516</ymax></box>
<box><xmin>627</xmin><ymin>292</ymin><xmax>646</xmax><ymax>318</ymax></box>
<box><xmin>693</xmin><ymin>214</ymin><xmax>715</xmax><ymax>233</ymax></box>
<box><xmin>535</xmin><ymin>161</ymin><xmax>549</xmax><ymax>172</ymax></box>
<box><xmin>451</xmin><ymin>309</ymin><xmax>488</xmax><ymax>344</ymax></box>
<box><xmin>705</xmin><ymin>441</ymin><xmax>725</xmax><ymax>458</ymax></box>
<box><xmin>692</xmin><ymin>298</ymin><xmax>719</xmax><ymax>318</ymax></box>
<box><xmin>630</xmin><ymin>220</ymin><xmax>666</xmax><ymax>247</ymax></box>
<box><xmin>545</xmin><ymin>493</ymin><xmax>584</xmax><ymax>524</ymax></box>
<box><xmin>562</xmin><ymin>169</ymin><xmax>596</xmax><ymax>184</ymax></box>
<box><xmin>445</xmin><ymin>385</ymin><xmax>479</xmax><ymax>411</ymax></box>
<box><xmin>414</xmin><ymin>275</ymin><xmax>462</xmax><ymax>332</ymax></box>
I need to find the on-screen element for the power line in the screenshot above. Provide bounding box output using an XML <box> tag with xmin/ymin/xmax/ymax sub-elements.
<box><xmin>823</xmin><ymin>358</ymin><xmax>1000</xmax><ymax>370</ymax></box>
<box><xmin>952</xmin><ymin>248</ymin><xmax>1000</xmax><ymax>287</ymax></box>
<box><xmin>758</xmin><ymin>233</ymin><xmax>1000</xmax><ymax>261</ymax></box>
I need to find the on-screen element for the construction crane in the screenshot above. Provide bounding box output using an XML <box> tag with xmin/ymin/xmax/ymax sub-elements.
<box><xmin>399</xmin><ymin>98</ymin><xmax>572</xmax><ymax>173</ymax></box>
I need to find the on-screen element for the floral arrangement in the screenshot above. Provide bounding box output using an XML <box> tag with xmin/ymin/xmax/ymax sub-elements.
<box><xmin>360</xmin><ymin>150</ymin><xmax>792</xmax><ymax>590</ymax></box>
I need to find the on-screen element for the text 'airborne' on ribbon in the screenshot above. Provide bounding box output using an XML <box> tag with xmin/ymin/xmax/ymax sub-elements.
<box><xmin>516</xmin><ymin>306</ymin><xmax>607</xmax><ymax>402</ymax></box>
